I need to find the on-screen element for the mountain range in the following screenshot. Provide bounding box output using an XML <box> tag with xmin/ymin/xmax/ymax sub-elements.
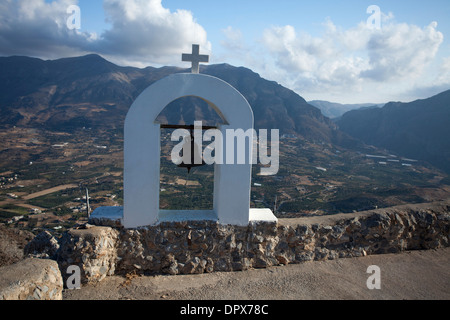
<box><xmin>0</xmin><ymin>54</ymin><xmax>352</xmax><ymax>146</ymax></box>
<box><xmin>337</xmin><ymin>90</ymin><xmax>450</xmax><ymax>173</ymax></box>
<box><xmin>0</xmin><ymin>54</ymin><xmax>449</xmax><ymax>173</ymax></box>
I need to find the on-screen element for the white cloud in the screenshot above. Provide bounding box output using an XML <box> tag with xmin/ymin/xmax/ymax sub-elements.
<box><xmin>437</xmin><ymin>56</ymin><xmax>450</xmax><ymax>84</ymax></box>
<box><xmin>216</xmin><ymin>26</ymin><xmax>266</xmax><ymax>70</ymax></box>
<box><xmin>0</xmin><ymin>0</ymin><xmax>210</xmax><ymax>66</ymax></box>
<box><xmin>262</xmin><ymin>25</ymin><xmax>321</xmax><ymax>73</ymax></box>
<box><xmin>97</xmin><ymin>0</ymin><xmax>210</xmax><ymax>65</ymax></box>
<box><xmin>0</xmin><ymin>0</ymin><xmax>94</xmax><ymax>58</ymax></box>
<box><xmin>221</xmin><ymin>26</ymin><xmax>244</xmax><ymax>52</ymax></box>
<box><xmin>401</xmin><ymin>55</ymin><xmax>450</xmax><ymax>101</ymax></box>
<box><xmin>256</xmin><ymin>17</ymin><xmax>445</xmax><ymax>103</ymax></box>
<box><xmin>361</xmin><ymin>21</ymin><xmax>443</xmax><ymax>81</ymax></box>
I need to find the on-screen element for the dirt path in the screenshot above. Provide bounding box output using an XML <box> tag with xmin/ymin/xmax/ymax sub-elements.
<box><xmin>22</xmin><ymin>184</ymin><xmax>78</xmax><ymax>200</ymax></box>
<box><xmin>63</xmin><ymin>247</ymin><xmax>450</xmax><ymax>300</ymax></box>
<box><xmin>0</xmin><ymin>184</ymin><xmax>78</xmax><ymax>212</ymax></box>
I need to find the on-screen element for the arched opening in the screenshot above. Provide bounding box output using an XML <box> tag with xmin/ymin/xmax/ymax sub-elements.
<box><xmin>156</xmin><ymin>96</ymin><xmax>226</xmax><ymax>211</ymax></box>
<box><xmin>124</xmin><ymin>73</ymin><xmax>259</xmax><ymax>228</ymax></box>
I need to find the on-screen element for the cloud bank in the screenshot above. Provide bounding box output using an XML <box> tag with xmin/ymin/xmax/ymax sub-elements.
<box><xmin>98</xmin><ymin>0</ymin><xmax>210</xmax><ymax>66</ymax></box>
<box><xmin>258</xmin><ymin>18</ymin><xmax>445</xmax><ymax>102</ymax></box>
<box><xmin>0</xmin><ymin>0</ymin><xmax>210</xmax><ymax>66</ymax></box>
<box><xmin>0</xmin><ymin>0</ymin><xmax>94</xmax><ymax>58</ymax></box>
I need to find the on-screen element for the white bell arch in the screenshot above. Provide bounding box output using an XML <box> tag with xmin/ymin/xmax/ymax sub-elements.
<box><xmin>124</xmin><ymin>73</ymin><xmax>256</xmax><ymax>228</ymax></box>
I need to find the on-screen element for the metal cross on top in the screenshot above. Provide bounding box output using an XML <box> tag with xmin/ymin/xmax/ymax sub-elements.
<box><xmin>182</xmin><ymin>44</ymin><xmax>209</xmax><ymax>74</ymax></box>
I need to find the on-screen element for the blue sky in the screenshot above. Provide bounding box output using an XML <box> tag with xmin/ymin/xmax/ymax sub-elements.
<box><xmin>2</xmin><ymin>0</ymin><xmax>450</xmax><ymax>104</ymax></box>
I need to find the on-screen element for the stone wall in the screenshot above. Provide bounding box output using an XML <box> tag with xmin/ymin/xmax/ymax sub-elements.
<box><xmin>116</xmin><ymin>221</ymin><xmax>279</xmax><ymax>275</ymax></box>
<box><xmin>28</xmin><ymin>201</ymin><xmax>450</xmax><ymax>283</ymax></box>
<box><xmin>56</xmin><ymin>227</ymin><xmax>119</xmax><ymax>284</ymax></box>
<box><xmin>276</xmin><ymin>203</ymin><xmax>450</xmax><ymax>264</ymax></box>
<box><xmin>114</xmin><ymin>201</ymin><xmax>449</xmax><ymax>275</ymax></box>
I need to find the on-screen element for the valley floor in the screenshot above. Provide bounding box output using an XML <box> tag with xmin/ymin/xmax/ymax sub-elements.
<box><xmin>63</xmin><ymin>247</ymin><xmax>450</xmax><ymax>300</ymax></box>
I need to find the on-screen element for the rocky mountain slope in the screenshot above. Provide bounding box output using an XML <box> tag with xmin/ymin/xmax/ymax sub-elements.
<box><xmin>337</xmin><ymin>89</ymin><xmax>450</xmax><ymax>173</ymax></box>
<box><xmin>3</xmin><ymin>54</ymin><xmax>447</xmax><ymax>170</ymax></box>
<box><xmin>0</xmin><ymin>54</ymin><xmax>352</xmax><ymax>145</ymax></box>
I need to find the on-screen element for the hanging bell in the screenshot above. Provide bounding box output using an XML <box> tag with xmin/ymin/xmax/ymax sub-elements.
<box><xmin>178</xmin><ymin>130</ymin><xmax>206</xmax><ymax>173</ymax></box>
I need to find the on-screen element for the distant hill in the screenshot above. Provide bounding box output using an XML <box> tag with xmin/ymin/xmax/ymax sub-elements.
<box><xmin>0</xmin><ymin>54</ymin><xmax>177</xmax><ymax>131</ymax></box>
<box><xmin>308</xmin><ymin>100</ymin><xmax>383</xmax><ymax>119</ymax></box>
<box><xmin>336</xmin><ymin>90</ymin><xmax>450</xmax><ymax>173</ymax></box>
<box><xmin>0</xmin><ymin>54</ymin><xmax>354</xmax><ymax>146</ymax></box>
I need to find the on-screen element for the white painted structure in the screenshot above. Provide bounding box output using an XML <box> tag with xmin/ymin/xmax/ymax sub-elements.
<box><xmin>92</xmin><ymin>45</ymin><xmax>277</xmax><ymax>229</ymax></box>
<box><xmin>182</xmin><ymin>44</ymin><xmax>209</xmax><ymax>74</ymax></box>
<box><xmin>123</xmin><ymin>72</ymin><xmax>276</xmax><ymax>228</ymax></box>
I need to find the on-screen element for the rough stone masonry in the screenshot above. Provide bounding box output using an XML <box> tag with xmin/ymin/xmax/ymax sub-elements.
<box><xmin>25</xmin><ymin>200</ymin><xmax>450</xmax><ymax>285</ymax></box>
<box><xmin>0</xmin><ymin>258</ymin><xmax>63</xmax><ymax>300</ymax></box>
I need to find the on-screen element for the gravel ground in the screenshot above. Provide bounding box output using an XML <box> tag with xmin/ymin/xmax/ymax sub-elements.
<box><xmin>63</xmin><ymin>247</ymin><xmax>450</xmax><ymax>300</ymax></box>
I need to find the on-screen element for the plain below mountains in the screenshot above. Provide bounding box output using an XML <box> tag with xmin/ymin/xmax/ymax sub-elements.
<box><xmin>337</xmin><ymin>89</ymin><xmax>450</xmax><ymax>174</ymax></box>
<box><xmin>0</xmin><ymin>54</ymin><xmax>351</xmax><ymax>146</ymax></box>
